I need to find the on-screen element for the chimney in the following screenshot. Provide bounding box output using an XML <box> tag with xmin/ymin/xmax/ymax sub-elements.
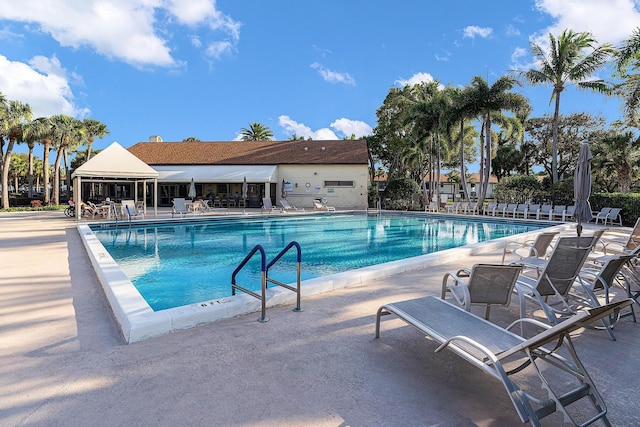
<box><xmin>149</xmin><ymin>135</ymin><xmax>163</xmax><ymax>142</ymax></box>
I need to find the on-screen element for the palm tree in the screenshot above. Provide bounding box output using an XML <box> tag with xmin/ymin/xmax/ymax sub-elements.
<box><xmin>515</xmin><ymin>29</ymin><xmax>614</xmax><ymax>183</ymax></box>
<box><xmin>82</xmin><ymin>118</ymin><xmax>109</xmax><ymax>161</ymax></box>
<box><xmin>239</xmin><ymin>122</ymin><xmax>273</xmax><ymax>141</ymax></box>
<box><xmin>591</xmin><ymin>127</ymin><xmax>640</xmax><ymax>192</ymax></box>
<box><xmin>615</xmin><ymin>27</ymin><xmax>640</xmax><ymax>124</ymax></box>
<box><xmin>0</xmin><ymin>100</ymin><xmax>33</xmax><ymax>208</ymax></box>
<box><xmin>50</xmin><ymin>115</ymin><xmax>85</xmax><ymax>204</ymax></box>
<box><xmin>462</xmin><ymin>75</ymin><xmax>528</xmax><ymax>205</ymax></box>
<box><xmin>30</xmin><ymin>117</ymin><xmax>54</xmax><ymax>204</ymax></box>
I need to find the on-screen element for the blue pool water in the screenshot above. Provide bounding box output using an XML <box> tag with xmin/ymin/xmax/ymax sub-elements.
<box><xmin>91</xmin><ymin>213</ymin><xmax>548</xmax><ymax>311</ymax></box>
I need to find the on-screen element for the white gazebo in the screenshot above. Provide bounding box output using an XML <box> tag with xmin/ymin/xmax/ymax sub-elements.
<box><xmin>71</xmin><ymin>142</ymin><xmax>159</xmax><ymax>220</ymax></box>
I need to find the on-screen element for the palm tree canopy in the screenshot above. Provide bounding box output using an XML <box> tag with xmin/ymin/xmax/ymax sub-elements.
<box><xmin>239</xmin><ymin>122</ymin><xmax>274</xmax><ymax>141</ymax></box>
<box><xmin>517</xmin><ymin>29</ymin><xmax>614</xmax><ymax>103</ymax></box>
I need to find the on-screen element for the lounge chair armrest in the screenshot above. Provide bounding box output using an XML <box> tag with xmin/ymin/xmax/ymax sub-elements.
<box><xmin>506</xmin><ymin>317</ymin><xmax>551</xmax><ymax>333</ymax></box>
<box><xmin>441</xmin><ymin>272</ymin><xmax>470</xmax><ymax>306</ymax></box>
<box><xmin>435</xmin><ymin>335</ymin><xmax>500</xmax><ymax>364</ymax></box>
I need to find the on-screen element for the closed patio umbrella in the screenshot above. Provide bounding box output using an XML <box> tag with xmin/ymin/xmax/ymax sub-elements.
<box><xmin>188</xmin><ymin>178</ymin><xmax>196</xmax><ymax>200</ymax></box>
<box><xmin>574</xmin><ymin>141</ymin><xmax>593</xmax><ymax>237</ymax></box>
<box><xmin>281</xmin><ymin>179</ymin><xmax>287</xmax><ymax>199</ymax></box>
<box><xmin>242</xmin><ymin>176</ymin><xmax>248</xmax><ymax>214</ymax></box>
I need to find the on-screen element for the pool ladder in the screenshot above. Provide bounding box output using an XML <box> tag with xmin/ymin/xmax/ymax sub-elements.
<box><xmin>231</xmin><ymin>241</ymin><xmax>303</xmax><ymax>322</ymax></box>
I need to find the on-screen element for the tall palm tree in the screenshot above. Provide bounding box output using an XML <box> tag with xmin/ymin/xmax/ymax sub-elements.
<box><xmin>516</xmin><ymin>29</ymin><xmax>613</xmax><ymax>183</ymax></box>
<box><xmin>462</xmin><ymin>75</ymin><xmax>528</xmax><ymax>205</ymax></box>
<box><xmin>82</xmin><ymin>118</ymin><xmax>109</xmax><ymax>161</ymax></box>
<box><xmin>50</xmin><ymin>115</ymin><xmax>84</xmax><ymax>205</ymax></box>
<box><xmin>0</xmin><ymin>100</ymin><xmax>33</xmax><ymax>208</ymax></box>
<box><xmin>615</xmin><ymin>27</ymin><xmax>640</xmax><ymax>124</ymax></box>
<box><xmin>239</xmin><ymin>122</ymin><xmax>274</xmax><ymax>141</ymax></box>
<box><xmin>30</xmin><ymin>117</ymin><xmax>54</xmax><ymax>204</ymax></box>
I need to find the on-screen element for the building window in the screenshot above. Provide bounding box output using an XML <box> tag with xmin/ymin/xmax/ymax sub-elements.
<box><xmin>324</xmin><ymin>180</ymin><xmax>354</xmax><ymax>187</ymax></box>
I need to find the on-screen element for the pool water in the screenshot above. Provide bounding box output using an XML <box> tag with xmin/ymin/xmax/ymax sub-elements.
<box><xmin>92</xmin><ymin>214</ymin><xmax>547</xmax><ymax>311</ymax></box>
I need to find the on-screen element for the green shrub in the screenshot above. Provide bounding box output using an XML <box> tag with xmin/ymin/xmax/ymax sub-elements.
<box><xmin>494</xmin><ymin>175</ymin><xmax>541</xmax><ymax>203</ymax></box>
<box><xmin>382</xmin><ymin>178</ymin><xmax>421</xmax><ymax>210</ymax></box>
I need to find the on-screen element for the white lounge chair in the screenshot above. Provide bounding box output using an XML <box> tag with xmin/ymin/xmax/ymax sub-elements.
<box><xmin>536</xmin><ymin>204</ymin><xmax>553</xmax><ymax>220</ymax></box>
<box><xmin>121</xmin><ymin>200</ymin><xmax>144</xmax><ymax>220</ymax></box>
<box><xmin>262</xmin><ymin>197</ymin><xmax>282</xmax><ymax>213</ymax></box>
<box><xmin>375</xmin><ymin>295</ymin><xmax>631</xmax><ymax>427</ymax></box>
<box><xmin>441</xmin><ymin>263</ymin><xmax>523</xmax><ymax>319</ymax></box>
<box><xmin>313</xmin><ymin>200</ymin><xmax>335</xmax><ymax>211</ymax></box>
<box><xmin>195</xmin><ymin>199</ymin><xmax>228</xmax><ymax>215</ymax></box>
<box><xmin>593</xmin><ymin>208</ymin><xmax>612</xmax><ymax>225</ymax></box>
<box><xmin>501</xmin><ymin>231</ymin><xmax>559</xmax><ymax>264</ymax></box>
<box><xmin>280</xmin><ymin>199</ymin><xmax>305</xmax><ymax>212</ymax></box>
<box><xmin>172</xmin><ymin>198</ymin><xmax>195</xmax><ymax>218</ymax></box>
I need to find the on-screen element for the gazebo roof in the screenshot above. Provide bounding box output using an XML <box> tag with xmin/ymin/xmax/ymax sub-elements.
<box><xmin>72</xmin><ymin>142</ymin><xmax>159</xmax><ymax>179</ymax></box>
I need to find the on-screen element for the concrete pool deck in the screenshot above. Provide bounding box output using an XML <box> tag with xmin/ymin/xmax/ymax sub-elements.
<box><xmin>1</xmin><ymin>210</ymin><xmax>639</xmax><ymax>426</ymax></box>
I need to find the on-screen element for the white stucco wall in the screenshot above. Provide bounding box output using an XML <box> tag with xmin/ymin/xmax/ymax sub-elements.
<box><xmin>277</xmin><ymin>164</ymin><xmax>369</xmax><ymax>209</ymax></box>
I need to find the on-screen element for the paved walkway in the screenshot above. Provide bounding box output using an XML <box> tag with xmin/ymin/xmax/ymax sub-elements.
<box><xmin>1</xmin><ymin>211</ymin><xmax>638</xmax><ymax>426</ymax></box>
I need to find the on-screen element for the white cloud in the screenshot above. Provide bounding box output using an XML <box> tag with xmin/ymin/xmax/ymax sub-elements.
<box><xmin>435</xmin><ymin>50</ymin><xmax>451</xmax><ymax>62</ymax></box>
<box><xmin>0</xmin><ymin>54</ymin><xmax>88</xmax><ymax>118</ymax></box>
<box><xmin>534</xmin><ymin>0</ymin><xmax>640</xmax><ymax>45</ymax></box>
<box><xmin>310</xmin><ymin>63</ymin><xmax>356</xmax><ymax>86</ymax></box>
<box><xmin>509</xmin><ymin>47</ymin><xmax>534</xmax><ymax>71</ymax></box>
<box><xmin>278</xmin><ymin>115</ymin><xmax>337</xmax><ymax>140</ymax></box>
<box><xmin>462</xmin><ymin>25</ymin><xmax>493</xmax><ymax>38</ymax></box>
<box><xmin>330</xmin><ymin>118</ymin><xmax>373</xmax><ymax>138</ymax></box>
<box><xmin>277</xmin><ymin>115</ymin><xmax>372</xmax><ymax>140</ymax></box>
<box><xmin>505</xmin><ymin>24</ymin><xmax>521</xmax><ymax>37</ymax></box>
<box><xmin>395</xmin><ymin>72</ymin><xmax>444</xmax><ymax>90</ymax></box>
<box><xmin>0</xmin><ymin>0</ymin><xmax>240</xmax><ymax>68</ymax></box>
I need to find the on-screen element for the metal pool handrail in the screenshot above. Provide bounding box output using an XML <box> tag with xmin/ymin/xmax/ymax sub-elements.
<box><xmin>266</xmin><ymin>241</ymin><xmax>303</xmax><ymax>313</ymax></box>
<box><xmin>231</xmin><ymin>241</ymin><xmax>303</xmax><ymax>322</ymax></box>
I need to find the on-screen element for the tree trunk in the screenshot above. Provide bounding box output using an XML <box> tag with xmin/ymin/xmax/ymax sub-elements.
<box><xmin>459</xmin><ymin>119</ymin><xmax>470</xmax><ymax>202</ymax></box>
<box><xmin>1</xmin><ymin>139</ymin><xmax>15</xmax><ymax>208</ymax></box>
<box><xmin>551</xmin><ymin>92</ymin><xmax>561</xmax><ymax>184</ymax></box>
<box><xmin>28</xmin><ymin>145</ymin><xmax>34</xmax><ymax>198</ymax></box>
<box><xmin>53</xmin><ymin>149</ymin><xmax>63</xmax><ymax>205</ymax></box>
<box><xmin>43</xmin><ymin>140</ymin><xmax>51</xmax><ymax>204</ymax></box>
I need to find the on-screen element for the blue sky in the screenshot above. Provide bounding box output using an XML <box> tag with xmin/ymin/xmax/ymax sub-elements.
<box><xmin>2</xmin><ymin>0</ymin><xmax>640</xmax><ymax>166</ymax></box>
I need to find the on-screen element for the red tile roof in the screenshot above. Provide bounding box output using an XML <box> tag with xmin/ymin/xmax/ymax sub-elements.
<box><xmin>128</xmin><ymin>140</ymin><xmax>369</xmax><ymax>165</ymax></box>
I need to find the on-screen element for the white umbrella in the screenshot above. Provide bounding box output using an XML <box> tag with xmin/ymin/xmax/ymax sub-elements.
<box><xmin>242</xmin><ymin>176</ymin><xmax>248</xmax><ymax>214</ymax></box>
<box><xmin>188</xmin><ymin>178</ymin><xmax>196</xmax><ymax>200</ymax></box>
<box><xmin>574</xmin><ymin>141</ymin><xmax>593</xmax><ymax>236</ymax></box>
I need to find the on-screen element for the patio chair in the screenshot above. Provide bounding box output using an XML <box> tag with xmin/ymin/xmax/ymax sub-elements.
<box><xmin>441</xmin><ymin>263</ymin><xmax>523</xmax><ymax>319</ymax></box>
<box><xmin>549</xmin><ymin>205</ymin><xmax>565</xmax><ymax>221</ymax></box>
<box><xmin>121</xmin><ymin>200</ymin><xmax>144</xmax><ymax>220</ymax></box>
<box><xmin>375</xmin><ymin>295</ymin><xmax>631</xmax><ymax>427</ymax></box>
<box><xmin>569</xmin><ymin>253</ymin><xmax>637</xmax><ymax>340</ymax></box>
<box><xmin>280</xmin><ymin>199</ymin><xmax>305</xmax><ymax>212</ymax></box>
<box><xmin>514</xmin><ymin>236</ymin><xmax>597</xmax><ymax>328</ymax></box>
<box><xmin>172</xmin><ymin>198</ymin><xmax>195</xmax><ymax>218</ymax></box>
<box><xmin>525</xmin><ymin>204</ymin><xmax>540</xmax><ymax>219</ymax></box>
<box><xmin>464</xmin><ymin>202</ymin><xmax>480</xmax><ymax>215</ymax></box>
<box><xmin>514</xmin><ymin>204</ymin><xmax>528</xmax><ymax>218</ymax></box>
<box><xmin>603</xmin><ymin>208</ymin><xmax>623</xmax><ymax>226</ymax></box>
<box><xmin>593</xmin><ymin>207</ymin><xmax>612</xmax><ymax>225</ymax></box>
<box><xmin>599</xmin><ymin>217</ymin><xmax>640</xmax><ymax>255</ymax></box>
<box><xmin>482</xmin><ymin>202</ymin><xmax>496</xmax><ymax>216</ymax></box>
<box><xmin>501</xmin><ymin>231</ymin><xmax>559</xmax><ymax>264</ymax></box>
<box><xmin>491</xmin><ymin>203</ymin><xmax>507</xmax><ymax>216</ymax></box>
<box><xmin>446</xmin><ymin>201</ymin><xmax>461</xmax><ymax>214</ymax></box>
<box><xmin>313</xmin><ymin>200</ymin><xmax>335</xmax><ymax>211</ymax></box>
<box><xmin>536</xmin><ymin>204</ymin><xmax>553</xmax><ymax>220</ymax></box>
<box><xmin>195</xmin><ymin>199</ymin><xmax>228</xmax><ymax>215</ymax></box>
<box><xmin>504</xmin><ymin>203</ymin><xmax>518</xmax><ymax>217</ymax></box>
<box><xmin>563</xmin><ymin>205</ymin><xmax>576</xmax><ymax>221</ymax></box>
<box><xmin>425</xmin><ymin>200</ymin><xmax>439</xmax><ymax>212</ymax></box>
<box><xmin>262</xmin><ymin>197</ymin><xmax>282</xmax><ymax>213</ymax></box>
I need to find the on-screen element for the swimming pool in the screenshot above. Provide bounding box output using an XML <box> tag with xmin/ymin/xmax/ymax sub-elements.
<box><xmin>78</xmin><ymin>212</ymin><xmax>568</xmax><ymax>342</ymax></box>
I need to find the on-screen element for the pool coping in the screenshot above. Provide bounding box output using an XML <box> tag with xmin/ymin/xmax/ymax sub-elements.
<box><xmin>77</xmin><ymin>213</ymin><xmax>573</xmax><ymax>343</ymax></box>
